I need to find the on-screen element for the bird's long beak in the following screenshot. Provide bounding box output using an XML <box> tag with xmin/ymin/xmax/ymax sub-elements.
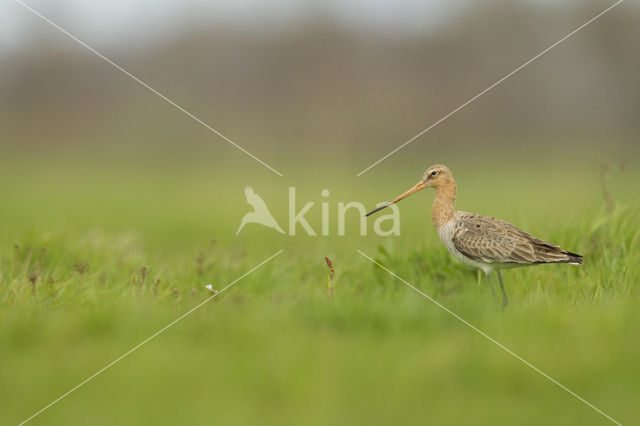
<box><xmin>365</xmin><ymin>180</ymin><xmax>425</xmax><ymax>217</ymax></box>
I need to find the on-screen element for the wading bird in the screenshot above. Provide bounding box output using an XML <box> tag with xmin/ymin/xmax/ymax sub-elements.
<box><xmin>366</xmin><ymin>165</ymin><xmax>582</xmax><ymax>306</ymax></box>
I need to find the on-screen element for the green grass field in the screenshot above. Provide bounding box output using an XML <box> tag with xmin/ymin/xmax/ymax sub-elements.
<box><xmin>1</xmin><ymin>153</ymin><xmax>638</xmax><ymax>425</ymax></box>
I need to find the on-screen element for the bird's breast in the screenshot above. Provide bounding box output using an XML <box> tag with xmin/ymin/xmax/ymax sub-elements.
<box><xmin>436</xmin><ymin>220</ymin><xmax>493</xmax><ymax>273</ymax></box>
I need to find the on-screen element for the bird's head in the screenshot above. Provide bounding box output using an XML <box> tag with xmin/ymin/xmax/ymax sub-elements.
<box><xmin>365</xmin><ymin>164</ymin><xmax>453</xmax><ymax>217</ymax></box>
<box><xmin>421</xmin><ymin>164</ymin><xmax>453</xmax><ymax>189</ymax></box>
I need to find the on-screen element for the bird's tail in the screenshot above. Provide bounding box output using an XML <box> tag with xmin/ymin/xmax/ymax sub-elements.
<box><xmin>531</xmin><ymin>239</ymin><xmax>583</xmax><ymax>265</ymax></box>
<box><xmin>565</xmin><ymin>251</ymin><xmax>583</xmax><ymax>265</ymax></box>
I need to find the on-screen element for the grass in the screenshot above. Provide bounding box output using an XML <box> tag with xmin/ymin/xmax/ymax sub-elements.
<box><xmin>0</xmin><ymin>154</ymin><xmax>638</xmax><ymax>425</ymax></box>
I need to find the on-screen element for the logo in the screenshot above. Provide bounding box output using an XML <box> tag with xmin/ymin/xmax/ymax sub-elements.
<box><xmin>236</xmin><ymin>187</ymin><xmax>400</xmax><ymax>236</ymax></box>
<box><xmin>236</xmin><ymin>186</ymin><xmax>285</xmax><ymax>235</ymax></box>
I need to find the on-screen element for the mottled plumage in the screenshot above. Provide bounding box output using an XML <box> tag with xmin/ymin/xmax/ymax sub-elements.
<box><xmin>366</xmin><ymin>164</ymin><xmax>583</xmax><ymax>306</ymax></box>
<box><xmin>451</xmin><ymin>212</ymin><xmax>583</xmax><ymax>266</ymax></box>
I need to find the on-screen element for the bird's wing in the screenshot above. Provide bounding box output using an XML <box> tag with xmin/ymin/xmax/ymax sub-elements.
<box><xmin>244</xmin><ymin>186</ymin><xmax>270</xmax><ymax>212</ymax></box>
<box><xmin>452</xmin><ymin>212</ymin><xmax>562</xmax><ymax>264</ymax></box>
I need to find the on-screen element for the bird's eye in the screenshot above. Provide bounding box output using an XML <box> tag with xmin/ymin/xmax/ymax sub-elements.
<box><xmin>430</xmin><ymin>171</ymin><xmax>437</xmax><ymax>176</ymax></box>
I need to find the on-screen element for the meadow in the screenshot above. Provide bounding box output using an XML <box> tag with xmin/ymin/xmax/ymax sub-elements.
<box><xmin>0</xmin><ymin>151</ymin><xmax>638</xmax><ymax>425</ymax></box>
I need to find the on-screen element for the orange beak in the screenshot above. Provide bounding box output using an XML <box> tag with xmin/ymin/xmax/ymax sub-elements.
<box><xmin>365</xmin><ymin>180</ymin><xmax>426</xmax><ymax>217</ymax></box>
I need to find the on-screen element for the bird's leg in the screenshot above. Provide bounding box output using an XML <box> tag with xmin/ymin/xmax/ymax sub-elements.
<box><xmin>497</xmin><ymin>270</ymin><xmax>508</xmax><ymax>308</ymax></box>
<box><xmin>484</xmin><ymin>271</ymin><xmax>497</xmax><ymax>300</ymax></box>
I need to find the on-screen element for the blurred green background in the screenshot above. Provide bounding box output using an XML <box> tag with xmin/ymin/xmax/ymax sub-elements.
<box><xmin>1</xmin><ymin>1</ymin><xmax>639</xmax><ymax>425</ymax></box>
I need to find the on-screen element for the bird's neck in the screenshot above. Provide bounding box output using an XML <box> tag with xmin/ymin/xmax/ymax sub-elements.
<box><xmin>431</xmin><ymin>180</ymin><xmax>457</xmax><ymax>229</ymax></box>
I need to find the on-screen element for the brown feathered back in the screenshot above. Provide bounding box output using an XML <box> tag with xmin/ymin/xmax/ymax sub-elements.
<box><xmin>451</xmin><ymin>212</ymin><xmax>583</xmax><ymax>265</ymax></box>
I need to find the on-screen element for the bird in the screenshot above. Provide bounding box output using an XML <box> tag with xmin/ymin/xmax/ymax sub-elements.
<box><xmin>366</xmin><ymin>164</ymin><xmax>582</xmax><ymax>306</ymax></box>
<box><xmin>236</xmin><ymin>186</ymin><xmax>285</xmax><ymax>235</ymax></box>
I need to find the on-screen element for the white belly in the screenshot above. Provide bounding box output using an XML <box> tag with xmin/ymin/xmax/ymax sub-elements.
<box><xmin>437</xmin><ymin>220</ymin><xmax>494</xmax><ymax>274</ymax></box>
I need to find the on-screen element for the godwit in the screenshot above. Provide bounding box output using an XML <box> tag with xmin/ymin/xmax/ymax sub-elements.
<box><xmin>366</xmin><ymin>164</ymin><xmax>583</xmax><ymax>306</ymax></box>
